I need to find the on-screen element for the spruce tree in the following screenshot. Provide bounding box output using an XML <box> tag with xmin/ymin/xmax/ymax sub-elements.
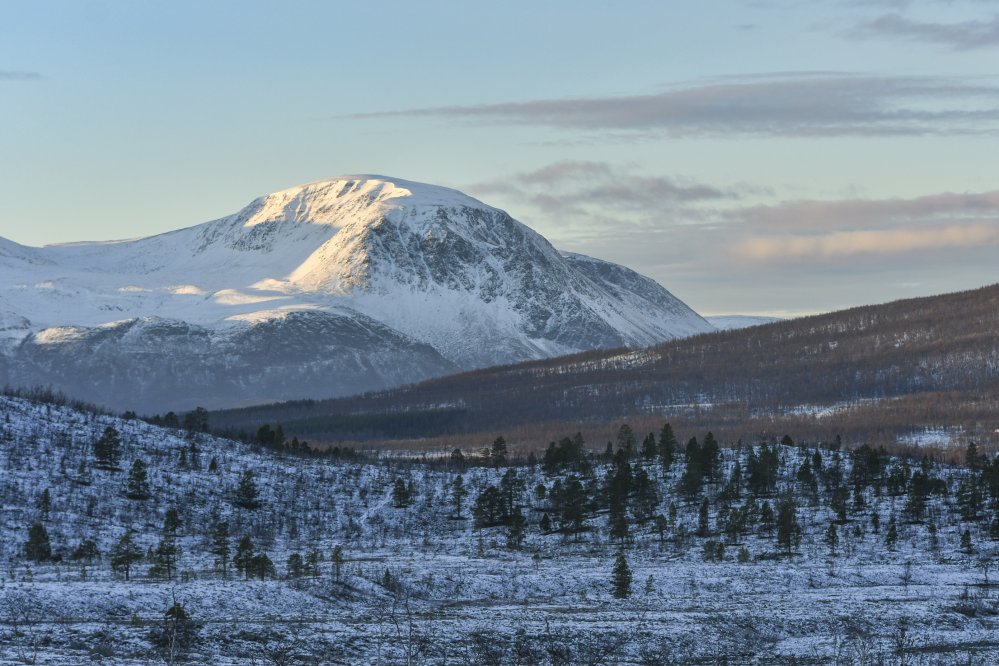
<box><xmin>611</xmin><ymin>550</ymin><xmax>632</xmax><ymax>599</ymax></box>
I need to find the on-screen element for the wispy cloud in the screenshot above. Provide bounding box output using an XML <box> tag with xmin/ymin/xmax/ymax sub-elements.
<box><xmin>734</xmin><ymin>190</ymin><xmax>999</xmax><ymax>231</ymax></box>
<box><xmin>468</xmin><ymin>161</ymin><xmax>736</xmax><ymax>221</ymax></box>
<box><xmin>352</xmin><ymin>73</ymin><xmax>999</xmax><ymax>138</ymax></box>
<box><xmin>728</xmin><ymin>190</ymin><xmax>999</xmax><ymax>261</ymax></box>
<box><xmin>849</xmin><ymin>13</ymin><xmax>999</xmax><ymax>50</ymax></box>
<box><xmin>0</xmin><ymin>70</ymin><xmax>41</xmax><ymax>81</ymax></box>
<box><xmin>734</xmin><ymin>223</ymin><xmax>999</xmax><ymax>260</ymax></box>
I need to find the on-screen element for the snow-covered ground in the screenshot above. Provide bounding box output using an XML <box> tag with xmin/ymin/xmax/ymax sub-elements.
<box><xmin>1</xmin><ymin>395</ymin><xmax>996</xmax><ymax>664</ymax></box>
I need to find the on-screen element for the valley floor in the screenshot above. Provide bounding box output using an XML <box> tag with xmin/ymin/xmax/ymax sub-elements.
<box><xmin>1</xmin><ymin>395</ymin><xmax>997</xmax><ymax>664</ymax></box>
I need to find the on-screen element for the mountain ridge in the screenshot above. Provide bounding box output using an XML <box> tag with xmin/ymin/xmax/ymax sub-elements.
<box><xmin>0</xmin><ymin>175</ymin><xmax>713</xmax><ymax>411</ymax></box>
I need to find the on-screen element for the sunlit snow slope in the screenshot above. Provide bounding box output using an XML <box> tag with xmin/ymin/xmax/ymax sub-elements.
<box><xmin>0</xmin><ymin>176</ymin><xmax>713</xmax><ymax>411</ymax></box>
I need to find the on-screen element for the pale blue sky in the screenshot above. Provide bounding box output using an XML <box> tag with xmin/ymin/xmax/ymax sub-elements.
<box><xmin>2</xmin><ymin>0</ymin><xmax>998</xmax><ymax>315</ymax></box>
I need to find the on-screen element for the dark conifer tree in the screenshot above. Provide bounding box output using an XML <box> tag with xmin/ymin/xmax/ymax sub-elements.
<box><xmin>611</xmin><ymin>550</ymin><xmax>632</xmax><ymax>599</ymax></box>
<box><xmin>234</xmin><ymin>470</ymin><xmax>262</xmax><ymax>510</ymax></box>
<box><xmin>210</xmin><ymin>521</ymin><xmax>230</xmax><ymax>578</ymax></box>
<box><xmin>234</xmin><ymin>535</ymin><xmax>255</xmax><ymax>580</ymax></box>
<box><xmin>111</xmin><ymin>531</ymin><xmax>143</xmax><ymax>581</ymax></box>
<box><xmin>507</xmin><ymin>507</ymin><xmax>526</xmax><ymax>550</ymax></box>
<box><xmin>640</xmin><ymin>432</ymin><xmax>657</xmax><ymax>460</ymax></box>
<box><xmin>451</xmin><ymin>475</ymin><xmax>467</xmax><ymax>518</ymax></box>
<box><xmin>25</xmin><ymin>522</ymin><xmax>52</xmax><ymax>562</ymax></box>
<box><xmin>392</xmin><ymin>478</ymin><xmax>410</xmax><ymax>508</ymax></box>
<box><xmin>886</xmin><ymin>516</ymin><xmax>899</xmax><ymax>551</ymax></box>
<box><xmin>125</xmin><ymin>459</ymin><xmax>151</xmax><ymax>500</ymax></box>
<box><xmin>659</xmin><ymin>423</ymin><xmax>678</xmax><ymax>474</ymax></box>
<box><xmin>490</xmin><ymin>436</ymin><xmax>508</xmax><ymax>468</ymax></box>
<box><xmin>93</xmin><ymin>425</ymin><xmax>122</xmax><ymax>470</ymax></box>
<box><xmin>776</xmin><ymin>495</ymin><xmax>802</xmax><ymax>554</ymax></box>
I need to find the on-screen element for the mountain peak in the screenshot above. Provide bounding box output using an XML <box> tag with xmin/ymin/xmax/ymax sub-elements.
<box><xmin>236</xmin><ymin>175</ymin><xmax>493</xmax><ymax>229</ymax></box>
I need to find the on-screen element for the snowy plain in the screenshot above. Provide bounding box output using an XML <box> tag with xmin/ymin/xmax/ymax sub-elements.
<box><xmin>1</xmin><ymin>395</ymin><xmax>997</xmax><ymax>664</ymax></box>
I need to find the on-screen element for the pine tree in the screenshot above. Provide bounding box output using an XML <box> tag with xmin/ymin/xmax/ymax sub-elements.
<box><xmin>539</xmin><ymin>513</ymin><xmax>552</xmax><ymax>533</ymax></box>
<box><xmin>616</xmin><ymin>424</ymin><xmax>635</xmax><ymax>458</ymax></box>
<box><xmin>500</xmin><ymin>469</ymin><xmax>524</xmax><ymax>519</ymax></box>
<box><xmin>251</xmin><ymin>553</ymin><xmax>277</xmax><ymax>579</ymax></box>
<box><xmin>125</xmin><ymin>458</ymin><xmax>151</xmax><ymax>499</ymax></box>
<box><xmin>960</xmin><ymin>528</ymin><xmax>973</xmax><ymax>554</ymax></box>
<box><xmin>759</xmin><ymin>501</ymin><xmax>775</xmax><ymax>536</ymax></box>
<box><xmin>506</xmin><ymin>507</ymin><xmax>526</xmax><ymax>550</ymax></box>
<box><xmin>490</xmin><ymin>436</ymin><xmax>508</xmax><ymax>468</ymax></box>
<box><xmin>886</xmin><ymin>516</ymin><xmax>899</xmax><ymax>551</ymax></box>
<box><xmin>611</xmin><ymin>550</ymin><xmax>632</xmax><ymax>599</ymax></box>
<box><xmin>331</xmin><ymin>545</ymin><xmax>344</xmax><ymax>583</ymax></box>
<box><xmin>451</xmin><ymin>475</ymin><xmax>467</xmax><ymax>518</ymax></box>
<box><xmin>25</xmin><ymin>522</ymin><xmax>52</xmax><ymax>562</ymax></box>
<box><xmin>640</xmin><ymin>432</ymin><xmax>657</xmax><ymax>460</ymax></box>
<box><xmin>825</xmin><ymin>522</ymin><xmax>839</xmax><ymax>555</ymax></box>
<box><xmin>306</xmin><ymin>549</ymin><xmax>321</xmax><ymax>580</ymax></box>
<box><xmin>234</xmin><ymin>470</ymin><xmax>261</xmax><ymax>510</ymax></box>
<box><xmin>697</xmin><ymin>498</ymin><xmax>710</xmax><ymax>537</ymax></box>
<box><xmin>776</xmin><ymin>495</ymin><xmax>801</xmax><ymax>554</ymax></box>
<box><xmin>38</xmin><ymin>488</ymin><xmax>51</xmax><ymax>520</ymax></box>
<box><xmin>632</xmin><ymin>467</ymin><xmax>659</xmax><ymax>523</ymax></box>
<box><xmin>234</xmin><ymin>536</ymin><xmax>255</xmax><ymax>580</ymax></box>
<box><xmin>609</xmin><ymin>497</ymin><xmax>630</xmax><ymax>544</ymax></box>
<box><xmin>93</xmin><ymin>425</ymin><xmax>122</xmax><ymax>470</ymax></box>
<box><xmin>111</xmin><ymin>531</ymin><xmax>143</xmax><ymax>581</ymax></box>
<box><xmin>392</xmin><ymin>478</ymin><xmax>410</xmax><ymax>508</ymax></box>
<box><xmin>659</xmin><ymin>423</ymin><xmax>677</xmax><ymax>474</ymax></box>
<box><xmin>286</xmin><ymin>553</ymin><xmax>304</xmax><ymax>579</ymax></box>
<box><xmin>560</xmin><ymin>476</ymin><xmax>588</xmax><ymax>538</ymax></box>
<box><xmin>163</xmin><ymin>507</ymin><xmax>181</xmax><ymax>535</ymax></box>
<box><xmin>210</xmin><ymin>521</ymin><xmax>230</xmax><ymax>577</ymax></box>
<box><xmin>150</xmin><ymin>533</ymin><xmax>181</xmax><ymax>580</ymax></box>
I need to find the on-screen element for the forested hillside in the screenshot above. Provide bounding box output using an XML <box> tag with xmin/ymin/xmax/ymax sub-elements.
<box><xmin>211</xmin><ymin>283</ymin><xmax>999</xmax><ymax>448</ymax></box>
<box><xmin>2</xmin><ymin>395</ymin><xmax>999</xmax><ymax>663</ymax></box>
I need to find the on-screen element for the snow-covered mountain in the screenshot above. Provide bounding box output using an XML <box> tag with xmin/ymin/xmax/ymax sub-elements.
<box><xmin>0</xmin><ymin>176</ymin><xmax>713</xmax><ymax>411</ymax></box>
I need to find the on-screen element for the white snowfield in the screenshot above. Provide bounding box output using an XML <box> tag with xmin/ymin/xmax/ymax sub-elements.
<box><xmin>0</xmin><ymin>176</ymin><xmax>714</xmax><ymax>411</ymax></box>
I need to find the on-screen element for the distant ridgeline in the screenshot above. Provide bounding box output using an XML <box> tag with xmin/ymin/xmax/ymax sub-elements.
<box><xmin>210</xmin><ymin>283</ymin><xmax>999</xmax><ymax>449</ymax></box>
